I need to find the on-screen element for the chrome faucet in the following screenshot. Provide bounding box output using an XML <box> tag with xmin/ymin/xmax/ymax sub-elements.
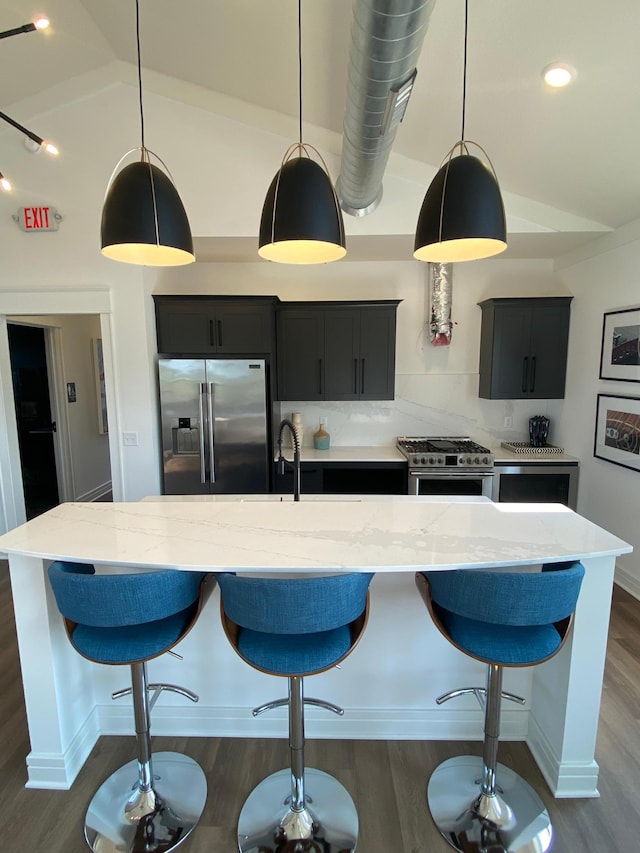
<box><xmin>277</xmin><ymin>418</ymin><xmax>301</xmax><ymax>502</ymax></box>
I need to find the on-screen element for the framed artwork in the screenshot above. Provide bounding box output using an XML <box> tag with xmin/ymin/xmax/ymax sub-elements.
<box><xmin>599</xmin><ymin>307</ymin><xmax>640</xmax><ymax>382</ymax></box>
<box><xmin>594</xmin><ymin>393</ymin><xmax>640</xmax><ymax>472</ymax></box>
<box><xmin>92</xmin><ymin>338</ymin><xmax>108</xmax><ymax>434</ymax></box>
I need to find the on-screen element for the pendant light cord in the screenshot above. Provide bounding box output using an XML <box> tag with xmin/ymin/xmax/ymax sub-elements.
<box><xmin>135</xmin><ymin>0</ymin><xmax>145</xmax><ymax>151</ymax></box>
<box><xmin>298</xmin><ymin>0</ymin><xmax>303</xmax><ymax>146</ymax></box>
<box><xmin>461</xmin><ymin>0</ymin><xmax>468</xmax><ymax>143</ymax></box>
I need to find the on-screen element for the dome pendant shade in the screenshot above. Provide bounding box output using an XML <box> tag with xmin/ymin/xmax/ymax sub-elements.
<box><xmin>414</xmin><ymin>153</ymin><xmax>507</xmax><ymax>263</ymax></box>
<box><xmin>258</xmin><ymin>156</ymin><xmax>346</xmax><ymax>264</ymax></box>
<box><xmin>101</xmin><ymin>160</ymin><xmax>194</xmax><ymax>266</ymax></box>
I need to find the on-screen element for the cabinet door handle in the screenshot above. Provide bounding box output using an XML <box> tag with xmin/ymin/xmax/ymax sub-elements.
<box><xmin>208</xmin><ymin>382</ymin><xmax>216</xmax><ymax>483</ymax></box>
<box><xmin>522</xmin><ymin>357</ymin><xmax>528</xmax><ymax>393</ymax></box>
<box><xmin>198</xmin><ymin>383</ymin><xmax>207</xmax><ymax>483</ymax></box>
<box><xmin>361</xmin><ymin>357</ymin><xmax>366</xmax><ymax>394</ymax></box>
<box><xmin>530</xmin><ymin>356</ymin><xmax>536</xmax><ymax>392</ymax></box>
<box><xmin>318</xmin><ymin>358</ymin><xmax>323</xmax><ymax>395</ymax></box>
<box><xmin>217</xmin><ymin>320</ymin><xmax>223</xmax><ymax>348</ymax></box>
<box><xmin>209</xmin><ymin>320</ymin><xmax>215</xmax><ymax>348</ymax></box>
<box><xmin>354</xmin><ymin>358</ymin><xmax>359</xmax><ymax>394</ymax></box>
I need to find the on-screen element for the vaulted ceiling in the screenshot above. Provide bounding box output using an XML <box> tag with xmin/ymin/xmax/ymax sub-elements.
<box><xmin>2</xmin><ymin>0</ymin><xmax>639</xmax><ymax>239</ymax></box>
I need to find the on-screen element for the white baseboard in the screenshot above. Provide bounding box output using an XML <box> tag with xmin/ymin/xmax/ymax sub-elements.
<box><xmin>76</xmin><ymin>481</ymin><xmax>112</xmax><ymax>503</ymax></box>
<box><xmin>28</xmin><ymin>703</ymin><xmax>605</xmax><ymax>796</ymax></box>
<box><xmin>527</xmin><ymin>711</ymin><xmax>600</xmax><ymax>798</ymax></box>
<box><xmin>25</xmin><ymin>709</ymin><xmax>100</xmax><ymax>790</ymax></box>
<box><xmin>96</xmin><ymin>703</ymin><xmax>528</xmax><ymax>742</ymax></box>
<box><xmin>614</xmin><ymin>565</ymin><xmax>640</xmax><ymax>600</ymax></box>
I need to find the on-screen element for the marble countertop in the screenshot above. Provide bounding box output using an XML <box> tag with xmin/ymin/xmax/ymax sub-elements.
<box><xmin>273</xmin><ymin>443</ymin><xmax>579</xmax><ymax>465</ymax></box>
<box><xmin>275</xmin><ymin>445</ymin><xmax>406</xmax><ymax>463</ymax></box>
<box><xmin>0</xmin><ymin>498</ymin><xmax>629</xmax><ymax>573</ymax></box>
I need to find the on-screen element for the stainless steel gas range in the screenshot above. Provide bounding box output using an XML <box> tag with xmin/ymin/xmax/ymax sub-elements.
<box><xmin>396</xmin><ymin>436</ymin><xmax>495</xmax><ymax>497</ymax></box>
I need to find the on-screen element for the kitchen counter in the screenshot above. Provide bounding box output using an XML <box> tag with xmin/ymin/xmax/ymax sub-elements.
<box><xmin>274</xmin><ymin>441</ymin><xmax>579</xmax><ymax>465</ymax></box>
<box><xmin>275</xmin><ymin>444</ymin><xmax>405</xmax><ymax>463</ymax></box>
<box><xmin>0</xmin><ymin>498</ymin><xmax>629</xmax><ymax>799</ymax></box>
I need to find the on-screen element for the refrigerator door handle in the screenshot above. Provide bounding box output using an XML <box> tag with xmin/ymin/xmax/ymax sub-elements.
<box><xmin>207</xmin><ymin>382</ymin><xmax>216</xmax><ymax>483</ymax></box>
<box><xmin>198</xmin><ymin>383</ymin><xmax>207</xmax><ymax>484</ymax></box>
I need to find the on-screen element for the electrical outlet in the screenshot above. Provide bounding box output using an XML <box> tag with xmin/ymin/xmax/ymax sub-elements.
<box><xmin>503</xmin><ymin>416</ymin><xmax>513</xmax><ymax>429</ymax></box>
<box><xmin>122</xmin><ymin>431</ymin><xmax>139</xmax><ymax>446</ymax></box>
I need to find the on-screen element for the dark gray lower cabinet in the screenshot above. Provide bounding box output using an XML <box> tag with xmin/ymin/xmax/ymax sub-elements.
<box><xmin>273</xmin><ymin>462</ymin><xmax>407</xmax><ymax>495</ymax></box>
<box><xmin>276</xmin><ymin>302</ymin><xmax>399</xmax><ymax>401</ymax></box>
<box><xmin>478</xmin><ymin>297</ymin><xmax>572</xmax><ymax>399</ymax></box>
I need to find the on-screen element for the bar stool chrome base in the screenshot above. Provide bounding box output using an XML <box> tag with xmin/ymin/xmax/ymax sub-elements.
<box><xmin>237</xmin><ymin>767</ymin><xmax>358</xmax><ymax>853</ymax></box>
<box><xmin>427</xmin><ymin>755</ymin><xmax>553</xmax><ymax>853</ymax></box>
<box><xmin>85</xmin><ymin>751</ymin><xmax>207</xmax><ymax>853</ymax></box>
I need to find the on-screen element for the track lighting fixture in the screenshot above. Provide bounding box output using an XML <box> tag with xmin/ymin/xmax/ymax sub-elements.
<box><xmin>0</xmin><ymin>16</ymin><xmax>57</xmax><ymax>190</ymax></box>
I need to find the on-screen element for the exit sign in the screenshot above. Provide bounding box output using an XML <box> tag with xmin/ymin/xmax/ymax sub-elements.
<box><xmin>13</xmin><ymin>206</ymin><xmax>61</xmax><ymax>232</ymax></box>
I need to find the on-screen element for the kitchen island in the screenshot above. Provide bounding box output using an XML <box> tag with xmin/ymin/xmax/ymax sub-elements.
<box><xmin>0</xmin><ymin>497</ymin><xmax>630</xmax><ymax>798</ymax></box>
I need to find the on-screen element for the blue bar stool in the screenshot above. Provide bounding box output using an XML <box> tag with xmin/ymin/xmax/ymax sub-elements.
<box><xmin>217</xmin><ymin>571</ymin><xmax>374</xmax><ymax>853</ymax></box>
<box><xmin>48</xmin><ymin>560</ymin><xmax>211</xmax><ymax>853</ymax></box>
<box><xmin>416</xmin><ymin>561</ymin><xmax>585</xmax><ymax>853</ymax></box>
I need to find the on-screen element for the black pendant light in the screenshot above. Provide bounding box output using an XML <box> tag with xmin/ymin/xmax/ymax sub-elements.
<box><xmin>258</xmin><ymin>0</ymin><xmax>346</xmax><ymax>264</ymax></box>
<box><xmin>101</xmin><ymin>0</ymin><xmax>194</xmax><ymax>266</ymax></box>
<box><xmin>414</xmin><ymin>0</ymin><xmax>507</xmax><ymax>263</ymax></box>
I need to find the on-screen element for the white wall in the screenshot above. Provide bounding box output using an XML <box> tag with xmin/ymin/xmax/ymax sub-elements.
<box><xmin>556</xmin><ymin>227</ymin><xmax>640</xmax><ymax>596</ymax></box>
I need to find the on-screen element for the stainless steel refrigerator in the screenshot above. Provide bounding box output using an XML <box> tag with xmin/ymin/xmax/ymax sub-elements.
<box><xmin>158</xmin><ymin>358</ymin><xmax>270</xmax><ymax>494</ymax></box>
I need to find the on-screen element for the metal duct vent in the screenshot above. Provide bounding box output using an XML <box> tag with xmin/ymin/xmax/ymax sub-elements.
<box><xmin>337</xmin><ymin>0</ymin><xmax>435</xmax><ymax>217</ymax></box>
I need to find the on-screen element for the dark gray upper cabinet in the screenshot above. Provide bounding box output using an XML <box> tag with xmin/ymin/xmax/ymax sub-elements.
<box><xmin>154</xmin><ymin>296</ymin><xmax>275</xmax><ymax>355</ymax></box>
<box><xmin>276</xmin><ymin>302</ymin><xmax>399</xmax><ymax>401</ymax></box>
<box><xmin>276</xmin><ymin>308</ymin><xmax>325</xmax><ymax>400</ymax></box>
<box><xmin>478</xmin><ymin>297</ymin><xmax>572</xmax><ymax>399</ymax></box>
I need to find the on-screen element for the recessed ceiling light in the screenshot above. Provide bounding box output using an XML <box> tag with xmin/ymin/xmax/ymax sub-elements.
<box><xmin>542</xmin><ymin>63</ymin><xmax>577</xmax><ymax>88</ymax></box>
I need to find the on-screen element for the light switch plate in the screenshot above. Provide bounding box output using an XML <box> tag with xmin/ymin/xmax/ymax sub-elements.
<box><xmin>122</xmin><ymin>431</ymin><xmax>139</xmax><ymax>446</ymax></box>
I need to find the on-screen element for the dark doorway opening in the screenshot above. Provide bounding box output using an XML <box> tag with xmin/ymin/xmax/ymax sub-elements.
<box><xmin>8</xmin><ymin>324</ymin><xmax>59</xmax><ymax>519</ymax></box>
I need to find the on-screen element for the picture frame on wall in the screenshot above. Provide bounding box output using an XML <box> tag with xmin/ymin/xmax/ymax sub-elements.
<box><xmin>92</xmin><ymin>338</ymin><xmax>108</xmax><ymax>434</ymax></box>
<box><xmin>594</xmin><ymin>393</ymin><xmax>640</xmax><ymax>472</ymax></box>
<box><xmin>599</xmin><ymin>307</ymin><xmax>640</xmax><ymax>382</ymax></box>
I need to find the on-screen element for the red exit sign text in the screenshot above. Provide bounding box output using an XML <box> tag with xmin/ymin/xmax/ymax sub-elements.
<box><xmin>14</xmin><ymin>206</ymin><xmax>61</xmax><ymax>232</ymax></box>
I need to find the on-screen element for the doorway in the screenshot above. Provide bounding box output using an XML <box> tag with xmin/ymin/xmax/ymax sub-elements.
<box><xmin>0</xmin><ymin>290</ymin><xmax>122</xmax><ymax>535</ymax></box>
<box><xmin>7</xmin><ymin>324</ymin><xmax>60</xmax><ymax>519</ymax></box>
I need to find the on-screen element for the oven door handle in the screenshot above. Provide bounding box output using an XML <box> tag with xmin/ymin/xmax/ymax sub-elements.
<box><xmin>409</xmin><ymin>471</ymin><xmax>495</xmax><ymax>478</ymax></box>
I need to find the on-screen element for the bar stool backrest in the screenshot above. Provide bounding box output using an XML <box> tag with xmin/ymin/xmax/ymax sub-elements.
<box><xmin>216</xmin><ymin>572</ymin><xmax>374</xmax><ymax>635</ymax></box>
<box><xmin>426</xmin><ymin>561</ymin><xmax>585</xmax><ymax>627</ymax></box>
<box><xmin>48</xmin><ymin>561</ymin><xmax>205</xmax><ymax>628</ymax></box>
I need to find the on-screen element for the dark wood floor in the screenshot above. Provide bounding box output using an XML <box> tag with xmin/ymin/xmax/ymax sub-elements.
<box><xmin>1</xmin><ymin>561</ymin><xmax>638</xmax><ymax>852</ymax></box>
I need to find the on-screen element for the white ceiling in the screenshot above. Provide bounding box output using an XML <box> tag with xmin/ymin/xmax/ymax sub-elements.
<box><xmin>2</xmin><ymin>0</ymin><xmax>640</xmax><ymax>237</ymax></box>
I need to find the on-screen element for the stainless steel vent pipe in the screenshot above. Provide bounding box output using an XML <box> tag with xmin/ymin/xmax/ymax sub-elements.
<box><xmin>336</xmin><ymin>0</ymin><xmax>435</xmax><ymax>217</ymax></box>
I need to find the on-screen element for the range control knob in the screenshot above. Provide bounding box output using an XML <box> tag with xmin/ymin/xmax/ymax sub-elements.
<box><xmin>428</xmin><ymin>456</ymin><xmax>435</xmax><ymax>465</ymax></box>
<box><xmin>413</xmin><ymin>456</ymin><xmax>420</xmax><ymax>465</ymax></box>
<box><xmin>475</xmin><ymin>456</ymin><xmax>480</xmax><ymax>464</ymax></box>
<box><xmin>420</xmin><ymin>456</ymin><xmax>427</xmax><ymax>465</ymax></box>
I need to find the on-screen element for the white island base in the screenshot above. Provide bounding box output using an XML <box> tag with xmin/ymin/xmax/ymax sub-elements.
<box><xmin>0</xmin><ymin>497</ymin><xmax>631</xmax><ymax>798</ymax></box>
